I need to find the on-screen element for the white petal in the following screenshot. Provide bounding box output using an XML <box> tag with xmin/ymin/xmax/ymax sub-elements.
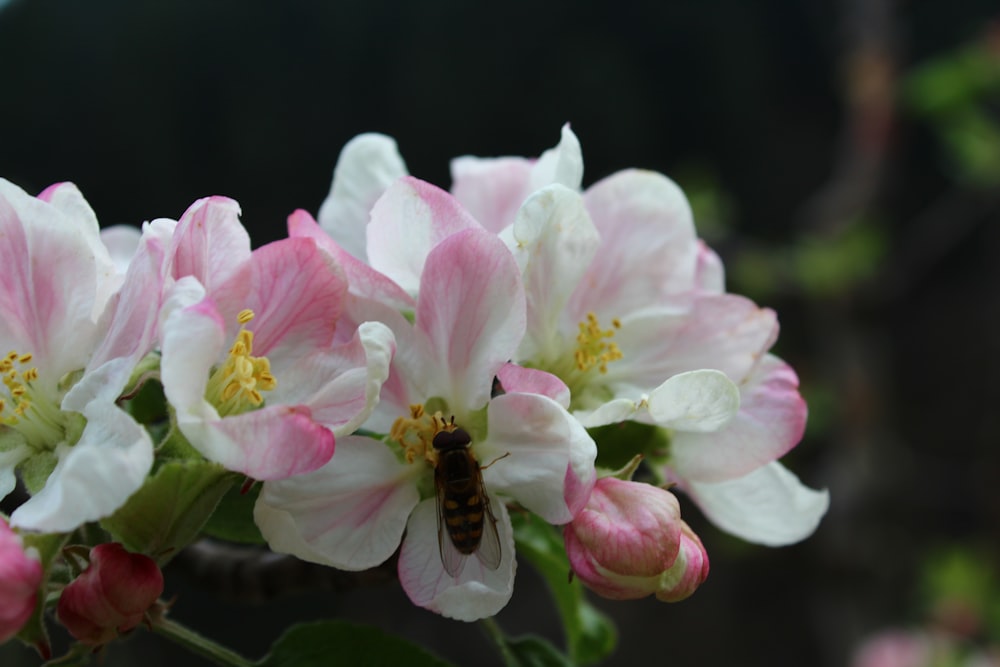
<box><xmin>318</xmin><ymin>133</ymin><xmax>408</xmax><ymax>262</ymax></box>
<box><xmin>256</xmin><ymin>436</ymin><xmax>420</xmax><ymax>570</ymax></box>
<box><xmin>572</xmin><ymin>397</ymin><xmax>640</xmax><ymax>428</ymax></box>
<box><xmin>509</xmin><ymin>185</ymin><xmax>599</xmax><ymax>364</ymax></box>
<box><xmin>684</xmin><ymin>462</ymin><xmax>829</xmax><ymax>546</ymax></box>
<box><xmin>99</xmin><ymin>224</ymin><xmax>142</xmax><ymax>275</ymax></box>
<box><xmin>479</xmin><ymin>393</ymin><xmax>595</xmax><ymax>524</ymax></box>
<box><xmin>398</xmin><ymin>497</ymin><xmax>516</xmax><ymax>621</ymax></box>
<box><xmin>0</xmin><ymin>441</ymin><xmax>31</xmax><ymax>501</ymax></box>
<box><xmin>530</xmin><ymin>124</ymin><xmax>584</xmax><ymax>192</ymax></box>
<box><xmin>10</xmin><ymin>402</ymin><xmax>153</xmax><ymax>532</ymax></box>
<box><xmin>647</xmin><ymin>369</ymin><xmax>740</xmax><ymax>432</ymax></box>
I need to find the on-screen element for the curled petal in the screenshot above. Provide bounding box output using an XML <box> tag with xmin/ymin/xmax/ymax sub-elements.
<box><xmin>669</xmin><ymin>355</ymin><xmax>807</xmax><ymax>483</ymax></box>
<box><xmin>256</xmin><ymin>436</ymin><xmax>419</xmax><ymax>570</ymax></box>
<box><xmin>317</xmin><ymin>133</ymin><xmax>408</xmax><ymax>262</ymax></box>
<box><xmin>398</xmin><ymin>498</ymin><xmax>516</xmax><ymax>622</ymax></box>
<box><xmin>167</xmin><ymin>196</ymin><xmax>251</xmax><ymax>295</ymax></box>
<box><xmin>495</xmin><ymin>362</ymin><xmax>570</xmax><ymax>409</ymax></box>
<box><xmin>10</xmin><ymin>402</ymin><xmax>153</xmax><ymax>532</ymax></box>
<box><xmin>683</xmin><ymin>461</ymin><xmax>830</xmax><ymax>546</ymax></box>
<box><xmin>647</xmin><ymin>369</ymin><xmax>740</xmax><ymax>433</ymax></box>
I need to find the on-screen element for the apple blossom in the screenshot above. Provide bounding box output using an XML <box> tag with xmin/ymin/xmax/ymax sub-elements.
<box><xmin>0</xmin><ymin>518</ymin><xmax>42</xmax><ymax>643</ymax></box>
<box><xmin>448</xmin><ymin>132</ymin><xmax>828</xmax><ymax>546</ymax></box>
<box><xmin>0</xmin><ymin>179</ymin><xmax>161</xmax><ymax>532</ymax></box>
<box><xmin>564</xmin><ymin>477</ymin><xmax>708</xmax><ymax>602</ymax></box>
<box><xmin>57</xmin><ymin>543</ymin><xmax>163</xmax><ymax>646</ymax></box>
<box><xmin>157</xmin><ymin>197</ymin><xmax>395</xmax><ymax>480</ymax></box>
<box><xmin>255</xmin><ymin>223</ymin><xmax>596</xmax><ymax>621</ymax></box>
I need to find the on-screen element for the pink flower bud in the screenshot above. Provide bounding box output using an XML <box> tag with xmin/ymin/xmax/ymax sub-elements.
<box><xmin>57</xmin><ymin>543</ymin><xmax>163</xmax><ymax>646</ymax></box>
<box><xmin>564</xmin><ymin>477</ymin><xmax>709</xmax><ymax>601</ymax></box>
<box><xmin>0</xmin><ymin>518</ymin><xmax>43</xmax><ymax>643</ymax></box>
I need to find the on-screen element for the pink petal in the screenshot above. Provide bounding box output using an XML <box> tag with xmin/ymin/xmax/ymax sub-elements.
<box><xmin>416</xmin><ymin>228</ymin><xmax>526</xmax><ymax>412</ymax></box>
<box><xmin>213</xmin><ymin>237</ymin><xmax>347</xmax><ymax>364</ymax></box>
<box><xmin>366</xmin><ymin>177</ymin><xmax>481</xmax><ymax>297</ymax></box>
<box><xmin>669</xmin><ymin>355</ymin><xmax>807</xmax><ymax>483</ymax></box>
<box><xmin>167</xmin><ymin>196</ymin><xmax>251</xmax><ymax>294</ymax></box>
<box><xmin>255</xmin><ymin>436</ymin><xmax>420</xmax><ymax>570</ymax></box>
<box><xmin>0</xmin><ymin>179</ymin><xmax>103</xmax><ymax>385</ymax></box>
<box><xmin>398</xmin><ymin>497</ymin><xmax>516</xmax><ymax>621</ymax></box>
<box><xmin>695</xmin><ymin>240</ymin><xmax>726</xmax><ymax>293</ymax></box>
<box><xmin>572</xmin><ymin>170</ymin><xmax>699</xmax><ymax>319</ymax></box>
<box><xmin>317</xmin><ymin>133</ymin><xmax>408</xmax><ymax>262</ymax></box>
<box><xmin>206</xmin><ymin>404</ymin><xmax>335</xmax><ymax>480</ymax></box>
<box><xmin>288</xmin><ymin>209</ymin><xmax>413</xmax><ymax>312</ymax></box>
<box><xmin>495</xmin><ymin>362</ymin><xmax>570</xmax><ymax>408</ymax></box>
<box><xmin>450</xmin><ymin>156</ymin><xmax>534</xmax><ymax>233</ymax></box>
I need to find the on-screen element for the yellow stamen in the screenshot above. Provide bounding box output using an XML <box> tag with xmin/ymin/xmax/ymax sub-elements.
<box><xmin>389</xmin><ymin>405</ymin><xmax>451</xmax><ymax>465</ymax></box>
<box><xmin>574</xmin><ymin>312</ymin><xmax>623</xmax><ymax>374</ymax></box>
<box><xmin>0</xmin><ymin>350</ymin><xmax>41</xmax><ymax>427</ymax></box>
<box><xmin>204</xmin><ymin>310</ymin><xmax>278</xmax><ymax>417</ymax></box>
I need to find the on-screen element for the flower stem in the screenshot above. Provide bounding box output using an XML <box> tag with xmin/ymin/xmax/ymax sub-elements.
<box><xmin>479</xmin><ymin>617</ymin><xmax>516</xmax><ymax>666</ymax></box>
<box><xmin>150</xmin><ymin>616</ymin><xmax>254</xmax><ymax>667</ymax></box>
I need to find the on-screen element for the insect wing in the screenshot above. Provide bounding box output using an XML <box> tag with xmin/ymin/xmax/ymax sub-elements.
<box><xmin>435</xmin><ymin>475</ymin><xmax>469</xmax><ymax>578</ymax></box>
<box><xmin>474</xmin><ymin>486</ymin><xmax>502</xmax><ymax>571</ymax></box>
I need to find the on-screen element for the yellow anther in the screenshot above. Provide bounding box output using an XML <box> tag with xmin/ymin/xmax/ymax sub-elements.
<box><xmin>18</xmin><ymin>353</ymin><xmax>32</xmax><ymax>364</ymax></box>
<box><xmin>573</xmin><ymin>312</ymin><xmax>624</xmax><ymax>374</ymax></box>
<box><xmin>390</xmin><ymin>406</ymin><xmax>448</xmax><ymax>465</ymax></box>
<box><xmin>204</xmin><ymin>312</ymin><xmax>277</xmax><ymax>417</ymax></box>
<box><xmin>0</xmin><ymin>349</ymin><xmax>41</xmax><ymax>427</ymax></box>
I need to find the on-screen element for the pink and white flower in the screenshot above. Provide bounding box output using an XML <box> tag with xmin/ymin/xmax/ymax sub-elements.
<box><xmin>450</xmin><ymin>132</ymin><xmax>828</xmax><ymax>546</ymax></box>
<box><xmin>255</xmin><ymin>218</ymin><xmax>596</xmax><ymax>621</ymax></box>
<box><xmin>157</xmin><ymin>197</ymin><xmax>395</xmax><ymax>480</ymax></box>
<box><xmin>0</xmin><ymin>179</ymin><xmax>161</xmax><ymax>532</ymax></box>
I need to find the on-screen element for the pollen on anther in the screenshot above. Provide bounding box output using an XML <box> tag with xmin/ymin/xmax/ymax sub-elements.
<box><xmin>237</xmin><ymin>309</ymin><xmax>255</xmax><ymax>325</ymax></box>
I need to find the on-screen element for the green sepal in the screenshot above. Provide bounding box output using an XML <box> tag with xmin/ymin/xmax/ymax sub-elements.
<box><xmin>101</xmin><ymin>459</ymin><xmax>237</xmax><ymax>564</ymax></box>
<box><xmin>256</xmin><ymin>620</ymin><xmax>455</xmax><ymax>667</ymax></box>
<box><xmin>511</xmin><ymin>513</ymin><xmax>617</xmax><ymax>666</ymax></box>
<box><xmin>15</xmin><ymin>531</ymin><xmax>71</xmax><ymax>659</ymax></box>
<box><xmin>588</xmin><ymin>420</ymin><xmax>670</xmax><ymax>479</ymax></box>
<box><xmin>200</xmin><ymin>481</ymin><xmax>266</xmax><ymax>545</ymax></box>
<box><xmin>122</xmin><ymin>374</ymin><xmax>168</xmax><ymax>427</ymax></box>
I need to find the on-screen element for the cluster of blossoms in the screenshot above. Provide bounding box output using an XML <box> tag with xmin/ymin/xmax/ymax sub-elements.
<box><xmin>0</xmin><ymin>126</ymin><xmax>827</xmax><ymax>654</ymax></box>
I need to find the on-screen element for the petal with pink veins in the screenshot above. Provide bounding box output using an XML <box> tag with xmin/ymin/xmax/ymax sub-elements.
<box><xmin>317</xmin><ymin>133</ymin><xmax>408</xmax><ymax>262</ymax></box>
<box><xmin>212</xmin><ymin>237</ymin><xmax>346</xmax><ymax>366</ymax></box>
<box><xmin>416</xmin><ymin>228</ymin><xmax>526</xmax><ymax>412</ymax></box>
<box><xmin>255</xmin><ymin>436</ymin><xmax>420</xmax><ymax>570</ymax></box>
<box><xmin>495</xmin><ymin>363</ymin><xmax>570</xmax><ymax>409</ymax></box>
<box><xmin>0</xmin><ymin>179</ymin><xmax>104</xmax><ymax>386</ymax></box>
<box><xmin>572</xmin><ymin>170</ymin><xmax>699</xmax><ymax>318</ymax></box>
<box><xmin>166</xmin><ymin>196</ymin><xmax>251</xmax><ymax>296</ymax></box>
<box><xmin>366</xmin><ymin>177</ymin><xmax>481</xmax><ymax>298</ymax></box>
<box><xmin>398</xmin><ymin>497</ymin><xmax>516</xmax><ymax>622</ymax></box>
<box><xmin>288</xmin><ymin>209</ymin><xmax>413</xmax><ymax>312</ymax></box>
<box><xmin>669</xmin><ymin>355</ymin><xmax>807</xmax><ymax>483</ymax></box>
<box><xmin>683</xmin><ymin>461</ymin><xmax>829</xmax><ymax>546</ymax></box>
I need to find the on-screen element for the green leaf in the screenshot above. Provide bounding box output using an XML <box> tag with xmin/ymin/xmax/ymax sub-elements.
<box><xmin>504</xmin><ymin>635</ymin><xmax>575</xmax><ymax>667</ymax></box>
<box><xmin>256</xmin><ymin>621</ymin><xmax>456</xmax><ymax>667</ymax></box>
<box><xmin>101</xmin><ymin>459</ymin><xmax>237</xmax><ymax>563</ymax></box>
<box><xmin>511</xmin><ymin>514</ymin><xmax>617</xmax><ymax>666</ymax></box>
<box><xmin>201</xmin><ymin>481</ymin><xmax>266</xmax><ymax>544</ymax></box>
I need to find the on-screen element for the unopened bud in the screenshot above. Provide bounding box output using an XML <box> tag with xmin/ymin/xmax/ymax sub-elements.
<box><xmin>0</xmin><ymin>518</ymin><xmax>42</xmax><ymax>643</ymax></box>
<box><xmin>564</xmin><ymin>477</ymin><xmax>709</xmax><ymax>601</ymax></box>
<box><xmin>57</xmin><ymin>543</ymin><xmax>163</xmax><ymax>646</ymax></box>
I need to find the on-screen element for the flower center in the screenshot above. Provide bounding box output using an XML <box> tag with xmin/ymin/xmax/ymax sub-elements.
<box><xmin>204</xmin><ymin>310</ymin><xmax>277</xmax><ymax>417</ymax></box>
<box><xmin>389</xmin><ymin>404</ymin><xmax>455</xmax><ymax>467</ymax></box>
<box><xmin>574</xmin><ymin>312</ymin><xmax>623</xmax><ymax>375</ymax></box>
<box><xmin>0</xmin><ymin>350</ymin><xmax>66</xmax><ymax>447</ymax></box>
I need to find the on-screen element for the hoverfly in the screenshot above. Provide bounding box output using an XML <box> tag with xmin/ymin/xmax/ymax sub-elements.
<box><xmin>432</xmin><ymin>425</ymin><xmax>502</xmax><ymax>578</ymax></box>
